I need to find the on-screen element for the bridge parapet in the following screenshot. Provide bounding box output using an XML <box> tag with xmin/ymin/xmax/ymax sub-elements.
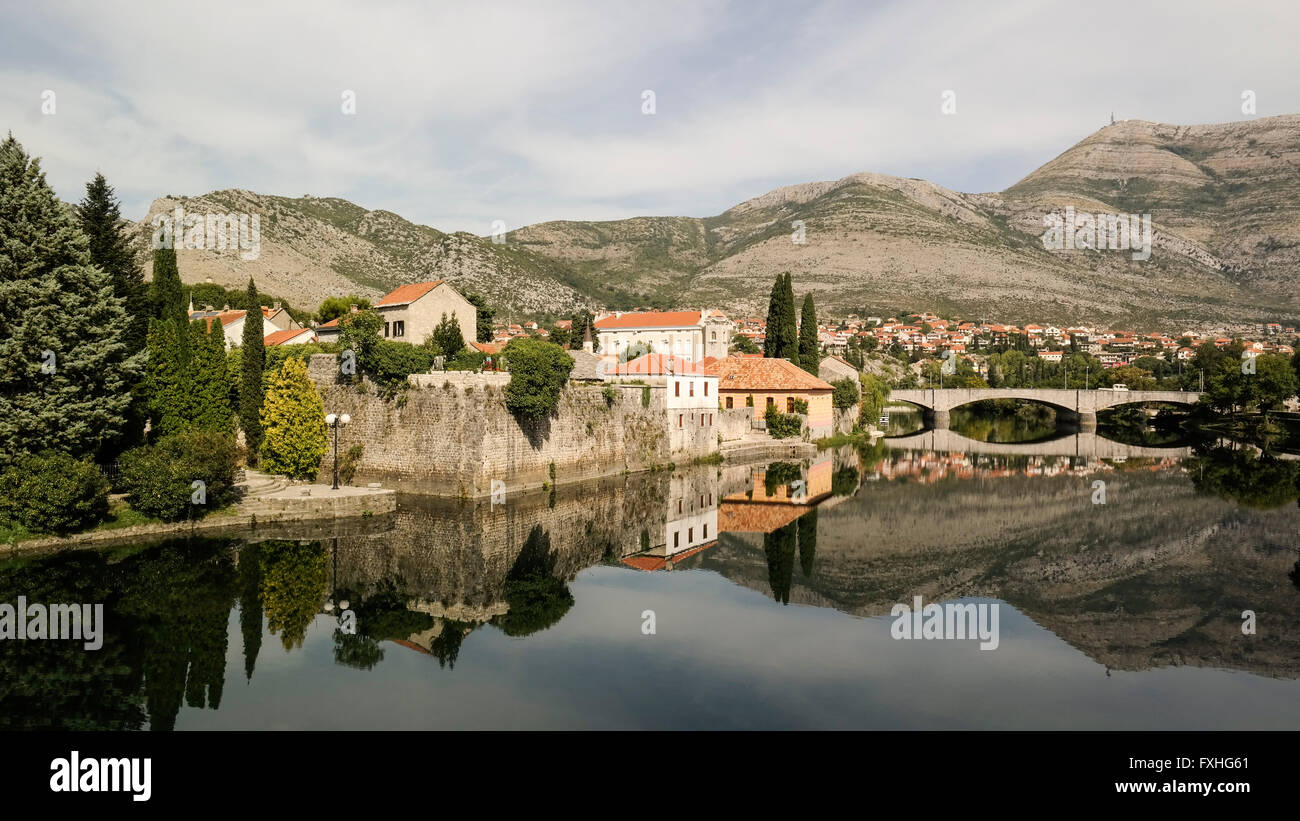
<box><xmin>889</xmin><ymin>388</ymin><xmax>1202</xmax><ymax>414</ymax></box>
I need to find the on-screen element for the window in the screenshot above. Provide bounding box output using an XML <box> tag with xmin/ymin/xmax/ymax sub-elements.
<box><xmin>700</xmin><ymin>413</ymin><xmax>705</xmax><ymax>426</ymax></box>
<box><xmin>767</xmin><ymin>397</ymin><xmax>775</xmax><ymax>408</ymax></box>
<box><xmin>709</xmin><ymin>413</ymin><xmax>713</xmax><ymax>426</ymax></box>
<box><xmin>689</xmin><ymin>381</ymin><xmax>694</xmax><ymax>397</ymax></box>
<box><xmin>704</xmin><ymin>382</ymin><xmax>709</xmax><ymax>396</ymax></box>
<box><xmin>678</xmin><ymin>414</ymin><xmax>683</xmax><ymax>428</ymax></box>
<box><xmin>675</xmin><ymin>382</ymin><xmax>680</xmax><ymax>397</ymax></box>
<box><xmin>393</xmin><ymin>320</ymin><xmax>405</xmax><ymax>338</ymax></box>
<box><xmin>677</xmin><ymin>500</ymin><xmax>682</xmax><ymax>514</ymax></box>
<box><xmin>726</xmin><ymin>397</ymin><xmax>733</xmax><ymax>409</ymax></box>
<box><xmin>383</xmin><ymin>322</ymin><xmax>390</xmax><ymax>337</ymax></box>
<box><xmin>703</xmin><ymin>524</ymin><xmax>708</xmax><ymax>538</ymax></box>
<box><xmin>711</xmin><ymin>331</ymin><xmax>716</xmax><ymax>340</ymax></box>
<box><xmin>688</xmin><ymin>528</ymin><xmax>693</xmax><ymax>542</ymax></box>
<box><xmin>787</xmin><ymin>397</ymin><xmax>796</xmax><ymax>413</ymax></box>
<box><xmin>674</xmin><ymin>532</ymin><xmax>679</xmax><ymax>548</ymax></box>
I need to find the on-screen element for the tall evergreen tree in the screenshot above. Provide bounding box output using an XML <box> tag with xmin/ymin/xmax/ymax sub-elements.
<box><xmin>764</xmin><ymin>272</ymin><xmax>799</xmax><ymax>359</ymax></box>
<box><xmin>239</xmin><ymin>279</ymin><xmax>265</xmax><ymax>458</ymax></box>
<box><xmin>781</xmin><ymin>273</ymin><xmax>797</xmax><ymax>357</ymax></box>
<box><xmin>143</xmin><ymin>319</ymin><xmax>187</xmax><ymax>438</ymax></box>
<box><xmin>763</xmin><ymin>274</ymin><xmax>786</xmax><ymax>358</ymax></box>
<box><xmin>0</xmin><ymin>134</ymin><xmax>142</xmax><ymax>465</ymax></box>
<box><xmin>798</xmin><ymin>292</ymin><xmax>819</xmax><ymax>375</ymax></box>
<box><xmin>186</xmin><ymin>320</ymin><xmax>233</xmax><ymax>433</ymax></box>
<box><xmin>151</xmin><ymin>247</ymin><xmax>186</xmax><ymax>326</ymax></box>
<box><xmin>78</xmin><ymin>173</ymin><xmax>150</xmax><ymax>458</ymax></box>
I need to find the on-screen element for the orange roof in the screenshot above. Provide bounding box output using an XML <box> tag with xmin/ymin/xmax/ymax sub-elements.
<box><xmin>264</xmin><ymin>328</ymin><xmax>315</xmax><ymax>346</ymax></box>
<box><xmin>470</xmin><ymin>340</ymin><xmax>505</xmax><ymax>355</ymax></box>
<box><xmin>317</xmin><ymin>317</ymin><xmax>341</xmax><ymax>328</ymax></box>
<box><xmin>620</xmin><ymin>542</ymin><xmax>716</xmax><ymax>572</ymax></box>
<box><xmin>718</xmin><ymin>502</ymin><xmax>813</xmax><ymax>534</ymax></box>
<box><xmin>375</xmin><ymin>280</ymin><xmax>444</xmax><ymax>307</ymax></box>
<box><xmin>593</xmin><ymin>310</ymin><xmax>702</xmax><ymax>330</ymax></box>
<box><xmin>703</xmin><ymin>356</ymin><xmax>833</xmax><ymax>392</ymax></box>
<box><xmin>610</xmin><ymin>353</ymin><xmax>707</xmax><ymax>376</ymax></box>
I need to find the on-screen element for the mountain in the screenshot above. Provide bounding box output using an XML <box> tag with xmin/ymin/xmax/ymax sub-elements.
<box><xmin>133</xmin><ymin>191</ymin><xmax>594</xmax><ymax>316</ymax></box>
<box><xmin>135</xmin><ymin>115</ymin><xmax>1300</xmax><ymax>328</ymax></box>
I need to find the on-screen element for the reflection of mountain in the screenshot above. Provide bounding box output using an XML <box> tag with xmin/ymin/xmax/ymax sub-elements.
<box><xmin>699</xmin><ymin>461</ymin><xmax>1300</xmax><ymax>678</ymax></box>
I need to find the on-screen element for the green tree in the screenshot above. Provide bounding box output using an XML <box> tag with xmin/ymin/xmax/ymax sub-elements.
<box><xmin>150</xmin><ymin>247</ymin><xmax>186</xmax><ymax>327</ymax></box>
<box><xmin>430</xmin><ymin>312</ymin><xmax>466</xmax><ymax>357</ymax></box>
<box><xmin>798</xmin><ymin>292</ymin><xmax>819</xmax><ymax>374</ymax></box>
<box><xmin>731</xmin><ymin>334</ymin><xmax>760</xmax><ymax>354</ymax></box>
<box><xmin>831</xmin><ymin>377</ymin><xmax>860</xmax><ymax>409</ymax></box>
<box><xmin>764</xmin><ymin>272</ymin><xmax>798</xmax><ymax>359</ymax></box>
<box><xmin>0</xmin><ymin>135</ymin><xmax>143</xmax><ymax>466</ymax></box>
<box><xmin>143</xmin><ymin>319</ymin><xmax>188</xmax><ymax>437</ymax></box>
<box><xmin>118</xmin><ymin>430</ymin><xmax>238</xmax><ymax>521</ymax></box>
<box><xmin>0</xmin><ymin>451</ymin><xmax>110</xmax><ymax>535</ymax></box>
<box><xmin>466</xmin><ymin>293</ymin><xmax>494</xmax><ymax>343</ymax></box>
<box><xmin>504</xmin><ymin>337</ymin><xmax>574</xmax><ymax>418</ymax></box>
<box><xmin>337</xmin><ymin>309</ymin><xmax>383</xmax><ymax>373</ymax></box>
<box><xmin>239</xmin><ymin>279</ymin><xmax>265</xmax><ymax>457</ymax></box>
<box><xmin>315</xmin><ymin>294</ymin><xmax>371</xmax><ymax>324</ymax></box>
<box><xmin>259</xmin><ymin>358</ymin><xmax>328</xmax><ymax>479</ymax></box>
<box><xmin>186</xmin><ymin>320</ymin><xmax>234</xmax><ymax>433</ymax></box>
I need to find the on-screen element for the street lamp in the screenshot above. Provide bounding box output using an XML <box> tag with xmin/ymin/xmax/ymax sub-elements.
<box><xmin>325</xmin><ymin>412</ymin><xmax>351</xmax><ymax>489</ymax></box>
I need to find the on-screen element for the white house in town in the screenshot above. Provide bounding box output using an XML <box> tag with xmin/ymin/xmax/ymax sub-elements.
<box><xmin>593</xmin><ymin>310</ymin><xmax>732</xmax><ymax>362</ymax></box>
<box><xmin>605</xmin><ymin>353</ymin><xmax>719</xmax><ymax>456</ymax></box>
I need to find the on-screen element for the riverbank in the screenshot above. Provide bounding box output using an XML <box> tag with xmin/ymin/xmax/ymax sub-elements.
<box><xmin>5</xmin><ymin>472</ymin><xmax>397</xmax><ymax>555</ymax></box>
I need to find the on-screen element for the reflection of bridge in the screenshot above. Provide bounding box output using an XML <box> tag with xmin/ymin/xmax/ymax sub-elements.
<box><xmin>887</xmin><ymin>427</ymin><xmax>1192</xmax><ymax>460</ymax></box>
<box><xmin>890</xmin><ymin>388</ymin><xmax>1203</xmax><ymax>430</ymax></box>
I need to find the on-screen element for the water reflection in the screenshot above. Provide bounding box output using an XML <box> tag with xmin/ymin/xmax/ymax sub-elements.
<box><xmin>1</xmin><ymin>435</ymin><xmax>1297</xmax><ymax>729</ymax></box>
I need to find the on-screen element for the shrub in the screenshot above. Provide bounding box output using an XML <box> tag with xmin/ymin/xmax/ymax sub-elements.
<box><xmin>791</xmin><ymin>397</ymin><xmax>809</xmax><ymax>414</ymax></box>
<box><xmin>260</xmin><ymin>358</ymin><xmax>328</xmax><ymax>479</ymax></box>
<box><xmin>338</xmin><ymin>444</ymin><xmax>364</xmax><ymax>485</ymax></box>
<box><xmin>641</xmin><ymin>386</ymin><xmax>650</xmax><ymax>408</ymax></box>
<box><xmin>831</xmin><ymin>378</ymin><xmax>860</xmax><ymax>409</ymax></box>
<box><xmin>765</xmin><ymin>405</ymin><xmax>803</xmax><ymax>439</ymax></box>
<box><xmin>602</xmin><ymin>385</ymin><xmax>618</xmax><ymax>406</ymax></box>
<box><xmin>370</xmin><ymin>340</ymin><xmax>436</xmax><ymax>396</ymax></box>
<box><xmin>504</xmin><ymin>338</ymin><xmax>574</xmax><ymax>418</ymax></box>
<box><xmin>0</xmin><ymin>451</ymin><xmax>110</xmax><ymax>535</ymax></box>
<box><xmin>119</xmin><ymin>430</ymin><xmax>238</xmax><ymax>522</ymax></box>
<box><xmin>445</xmin><ymin>350</ymin><xmax>489</xmax><ymax>371</ymax></box>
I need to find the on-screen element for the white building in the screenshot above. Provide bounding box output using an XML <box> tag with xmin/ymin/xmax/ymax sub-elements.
<box><xmin>606</xmin><ymin>353</ymin><xmax>718</xmax><ymax>456</ymax></box>
<box><xmin>593</xmin><ymin>310</ymin><xmax>732</xmax><ymax>362</ymax></box>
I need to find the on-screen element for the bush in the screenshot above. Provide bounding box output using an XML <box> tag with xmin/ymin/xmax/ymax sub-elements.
<box><xmin>119</xmin><ymin>430</ymin><xmax>238</xmax><ymax>522</ymax></box>
<box><xmin>445</xmin><ymin>350</ymin><xmax>489</xmax><ymax>371</ymax></box>
<box><xmin>260</xmin><ymin>358</ymin><xmax>328</xmax><ymax>479</ymax></box>
<box><xmin>791</xmin><ymin>398</ymin><xmax>809</xmax><ymax>414</ymax></box>
<box><xmin>338</xmin><ymin>444</ymin><xmax>364</xmax><ymax>485</ymax></box>
<box><xmin>765</xmin><ymin>405</ymin><xmax>803</xmax><ymax>439</ymax></box>
<box><xmin>0</xmin><ymin>451</ymin><xmax>110</xmax><ymax>535</ymax></box>
<box><xmin>831</xmin><ymin>378</ymin><xmax>860</xmax><ymax>409</ymax></box>
<box><xmin>602</xmin><ymin>385</ymin><xmax>618</xmax><ymax>406</ymax></box>
<box><xmin>370</xmin><ymin>339</ymin><xmax>437</xmax><ymax>395</ymax></box>
<box><xmin>504</xmin><ymin>338</ymin><xmax>574</xmax><ymax>418</ymax></box>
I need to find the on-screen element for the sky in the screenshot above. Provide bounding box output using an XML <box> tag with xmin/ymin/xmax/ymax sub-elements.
<box><xmin>2</xmin><ymin>0</ymin><xmax>1299</xmax><ymax>234</ymax></box>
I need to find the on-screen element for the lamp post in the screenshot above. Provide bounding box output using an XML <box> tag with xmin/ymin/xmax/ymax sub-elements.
<box><xmin>325</xmin><ymin>412</ymin><xmax>351</xmax><ymax>489</ymax></box>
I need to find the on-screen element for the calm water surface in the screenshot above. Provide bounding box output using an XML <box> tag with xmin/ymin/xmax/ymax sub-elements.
<box><xmin>3</xmin><ymin>434</ymin><xmax>1298</xmax><ymax>730</ymax></box>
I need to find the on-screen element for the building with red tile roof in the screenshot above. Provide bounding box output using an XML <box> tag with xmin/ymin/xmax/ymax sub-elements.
<box><xmin>704</xmin><ymin>355</ymin><xmax>834</xmax><ymax>437</ymax></box>
<box><xmin>373</xmin><ymin>280</ymin><xmax>476</xmax><ymax>348</ymax></box>
<box><xmin>593</xmin><ymin>309</ymin><xmax>732</xmax><ymax>362</ymax></box>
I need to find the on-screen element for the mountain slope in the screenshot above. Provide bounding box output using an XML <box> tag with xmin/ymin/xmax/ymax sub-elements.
<box><xmin>134</xmin><ymin>191</ymin><xmax>594</xmax><ymax>315</ymax></box>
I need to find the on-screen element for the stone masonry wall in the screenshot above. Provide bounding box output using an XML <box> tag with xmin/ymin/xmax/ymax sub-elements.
<box><xmin>309</xmin><ymin>355</ymin><xmax>695</xmax><ymax>496</ymax></box>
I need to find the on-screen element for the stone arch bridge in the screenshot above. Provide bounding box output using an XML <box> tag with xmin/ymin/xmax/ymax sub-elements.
<box><xmin>888</xmin><ymin>388</ymin><xmax>1203</xmax><ymax>431</ymax></box>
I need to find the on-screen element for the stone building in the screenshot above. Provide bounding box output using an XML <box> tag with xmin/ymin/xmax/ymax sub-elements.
<box><xmin>373</xmin><ymin>280</ymin><xmax>477</xmax><ymax>347</ymax></box>
<box><xmin>593</xmin><ymin>309</ymin><xmax>732</xmax><ymax>362</ymax></box>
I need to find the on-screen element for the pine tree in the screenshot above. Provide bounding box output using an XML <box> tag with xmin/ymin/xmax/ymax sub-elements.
<box><xmin>151</xmin><ymin>246</ymin><xmax>186</xmax><ymax>325</ymax></box>
<box><xmin>765</xmin><ymin>272</ymin><xmax>799</xmax><ymax>360</ymax></box>
<box><xmin>798</xmin><ymin>292</ymin><xmax>819</xmax><ymax>375</ymax></box>
<box><xmin>78</xmin><ymin>173</ymin><xmax>150</xmax><ymax>457</ymax></box>
<box><xmin>0</xmin><ymin>134</ymin><xmax>143</xmax><ymax>465</ymax></box>
<box><xmin>239</xmin><ymin>279</ymin><xmax>265</xmax><ymax>458</ymax></box>
<box><xmin>259</xmin><ymin>358</ymin><xmax>327</xmax><ymax>479</ymax></box>
<box><xmin>763</xmin><ymin>274</ymin><xmax>784</xmax><ymax>358</ymax></box>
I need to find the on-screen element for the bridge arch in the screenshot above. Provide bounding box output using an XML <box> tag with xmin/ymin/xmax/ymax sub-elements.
<box><xmin>887</xmin><ymin>388</ymin><xmax>1203</xmax><ymax>431</ymax></box>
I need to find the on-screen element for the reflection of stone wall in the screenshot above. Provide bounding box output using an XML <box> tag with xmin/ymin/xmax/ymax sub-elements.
<box><xmin>330</xmin><ymin>471</ymin><xmax>680</xmax><ymax>617</ymax></box>
<box><xmin>309</xmin><ymin>355</ymin><xmax>677</xmax><ymax>496</ymax></box>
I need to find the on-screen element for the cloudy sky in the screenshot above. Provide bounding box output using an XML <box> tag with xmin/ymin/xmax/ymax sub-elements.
<box><xmin>3</xmin><ymin>0</ymin><xmax>1298</xmax><ymax>233</ymax></box>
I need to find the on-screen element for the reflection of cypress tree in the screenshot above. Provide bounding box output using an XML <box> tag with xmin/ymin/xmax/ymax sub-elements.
<box><xmin>797</xmin><ymin>509</ymin><xmax>818</xmax><ymax>578</ymax></box>
<box><xmin>493</xmin><ymin>526</ymin><xmax>574</xmax><ymax>637</ymax></box>
<box><xmin>116</xmin><ymin>540</ymin><xmax>237</xmax><ymax>731</ymax></box>
<box><xmin>238</xmin><ymin>543</ymin><xmax>264</xmax><ymax>681</ymax></box>
<box><xmin>763</xmin><ymin>521</ymin><xmax>798</xmax><ymax>604</ymax></box>
<box><xmin>259</xmin><ymin>540</ymin><xmax>328</xmax><ymax>651</ymax></box>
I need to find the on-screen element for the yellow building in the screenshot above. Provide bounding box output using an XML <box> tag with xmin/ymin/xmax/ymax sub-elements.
<box><xmin>704</xmin><ymin>355</ymin><xmax>834</xmax><ymax>438</ymax></box>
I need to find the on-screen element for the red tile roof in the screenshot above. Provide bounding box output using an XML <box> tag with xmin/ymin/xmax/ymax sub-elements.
<box><xmin>375</xmin><ymin>280</ymin><xmax>444</xmax><ymax>307</ymax></box>
<box><xmin>264</xmin><ymin>328</ymin><xmax>315</xmax><ymax>346</ymax></box>
<box><xmin>593</xmin><ymin>310</ymin><xmax>702</xmax><ymax>330</ymax></box>
<box><xmin>703</xmin><ymin>356</ymin><xmax>833</xmax><ymax>392</ymax></box>
<box><xmin>610</xmin><ymin>353</ymin><xmax>707</xmax><ymax>376</ymax></box>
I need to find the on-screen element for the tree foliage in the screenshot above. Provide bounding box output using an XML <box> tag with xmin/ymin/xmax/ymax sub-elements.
<box><xmin>798</xmin><ymin>292</ymin><xmax>819</xmax><ymax>374</ymax></box>
<box><xmin>259</xmin><ymin>358</ymin><xmax>327</xmax><ymax>479</ymax></box>
<box><xmin>504</xmin><ymin>338</ymin><xmax>574</xmax><ymax>418</ymax></box>
<box><xmin>0</xmin><ymin>136</ymin><xmax>143</xmax><ymax>467</ymax></box>
<box><xmin>239</xmin><ymin>279</ymin><xmax>265</xmax><ymax>456</ymax></box>
<box><xmin>0</xmin><ymin>451</ymin><xmax>110</xmax><ymax>534</ymax></box>
<box><xmin>430</xmin><ymin>312</ymin><xmax>466</xmax><ymax>358</ymax></box>
<box><xmin>118</xmin><ymin>430</ymin><xmax>238</xmax><ymax>521</ymax></box>
<box><xmin>315</xmin><ymin>294</ymin><xmax>371</xmax><ymax>323</ymax></box>
<box><xmin>763</xmin><ymin>272</ymin><xmax>798</xmax><ymax>359</ymax></box>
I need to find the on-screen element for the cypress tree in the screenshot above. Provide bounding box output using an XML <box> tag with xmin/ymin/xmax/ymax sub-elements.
<box><xmin>798</xmin><ymin>292</ymin><xmax>819</xmax><ymax>375</ymax></box>
<box><xmin>143</xmin><ymin>319</ymin><xmax>187</xmax><ymax>438</ymax></box>
<box><xmin>763</xmin><ymin>274</ymin><xmax>784</xmax><ymax>358</ymax></box>
<box><xmin>781</xmin><ymin>273</ymin><xmax>797</xmax><ymax>358</ymax></box>
<box><xmin>151</xmin><ymin>246</ymin><xmax>187</xmax><ymax>329</ymax></box>
<box><xmin>240</xmin><ymin>279</ymin><xmax>265</xmax><ymax>458</ymax></box>
<box><xmin>0</xmin><ymin>134</ymin><xmax>142</xmax><ymax>464</ymax></box>
<box><xmin>186</xmin><ymin>320</ymin><xmax>233</xmax><ymax>433</ymax></box>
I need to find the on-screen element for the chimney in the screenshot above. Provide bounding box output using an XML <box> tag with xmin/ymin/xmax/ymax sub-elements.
<box><xmin>273</xmin><ymin>301</ymin><xmax>281</xmax><ymax>310</ymax></box>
